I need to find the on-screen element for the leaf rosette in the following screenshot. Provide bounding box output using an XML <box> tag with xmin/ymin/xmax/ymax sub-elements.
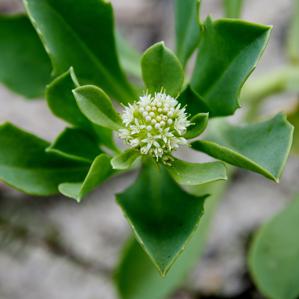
<box><xmin>0</xmin><ymin>0</ymin><xmax>294</xmax><ymax>279</ymax></box>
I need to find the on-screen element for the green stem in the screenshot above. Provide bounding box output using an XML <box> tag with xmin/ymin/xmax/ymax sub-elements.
<box><xmin>241</xmin><ymin>66</ymin><xmax>299</xmax><ymax>121</ymax></box>
<box><xmin>223</xmin><ymin>0</ymin><xmax>244</xmax><ymax>18</ymax></box>
<box><xmin>287</xmin><ymin>0</ymin><xmax>299</xmax><ymax>64</ymax></box>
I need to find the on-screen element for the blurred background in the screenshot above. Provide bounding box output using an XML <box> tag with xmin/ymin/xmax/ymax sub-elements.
<box><xmin>0</xmin><ymin>0</ymin><xmax>298</xmax><ymax>298</ymax></box>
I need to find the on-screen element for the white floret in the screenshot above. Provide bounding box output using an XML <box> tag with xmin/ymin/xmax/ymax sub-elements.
<box><xmin>118</xmin><ymin>91</ymin><xmax>191</xmax><ymax>164</ymax></box>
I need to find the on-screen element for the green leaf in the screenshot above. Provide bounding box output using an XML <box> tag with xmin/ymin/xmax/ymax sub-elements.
<box><xmin>0</xmin><ymin>14</ymin><xmax>51</xmax><ymax>98</ymax></box>
<box><xmin>167</xmin><ymin>159</ymin><xmax>227</xmax><ymax>186</ymax></box>
<box><xmin>111</xmin><ymin>149</ymin><xmax>140</xmax><ymax>170</ymax></box>
<box><xmin>248</xmin><ymin>195</ymin><xmax>299</xmax><ymax>299</ymax></box>
<box><xmin>24</xmin><ymin>0</ymin><xmax>136</xmax><ymax>102</ymax></box>
<box><xmin>184</xmin><ymin>113</ymin><xmax>209</xmax><ymax>139</ymax></box>
<box><xmin>192</xmin><ymin>114</ymin><xmax>293</xmax><ymax>182</ymax></box>
<box><xmin>116</xmin><ymin>33</ymin><xmax>141</xmax><ymax>78</ymax></box>
<box><xmin>178</xmin><ymin>85</ymin><xmax>210</xmax><ymax>116</ymax></box>
<box><xmin>115</xmin><ymin>179</ymin><xmax>228</xmax><ymax>299</ymax></box>
<box><xmin>116</xmin><ymin>160</ymin><xmax>207</xmax><ymax>276</ymax></box>
<box><xmin>141</xmin><ymin>42</ymin><xmax>184</xmax><ymax>97</ymax></box>
<box><xmin>46</xmin><ymin>69</ymin><xmax>116</xmax><ymax>151</ymax></box>
<box><xmin>47</xmin><ymin>68</ymin><xmax>82</xmax><ymax>125</ymax></box>
<box><xmin>0</xmin><ymin>123</ymin><xmax>88</xmax><ymax>196</ymax></box>
<box><xmin>287</xmin><ymin>101</ymin><xmax>299</xmax><ymax>154</ymax></box>
<box><xmin>174</xmin><ymin>0</ymin><xmax>201</xmax><ymax>66</ymax></box>
<box><xmin>73</xmin><ymin>85</ymin><xmax>122</xmax><ymax>130</ymax></box>
<box><xmin>191</xmin><ymin>18</ymin><xmax>271</xmax><ymax>117</ymax></box>
<box><xmin>223</xmin><ymin>0</ymin><xmax>244</xmax><ymax>18</ymax></box>
<box><xmin>287</xmin><ymin>0</ymin><xmax>299</xmax><ymax>64</ymax></box>
<box><xmin>59</xmin><ymin>154</ymin><xmax>114</xmax><ymax>202</ymax></box>
<box><xmin>46</xmin><ymin>127</ymin><xmax>101</xmax><ymax>163</ymax></box>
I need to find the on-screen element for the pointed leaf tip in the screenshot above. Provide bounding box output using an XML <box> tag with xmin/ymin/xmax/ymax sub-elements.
<box><xmin>59</xmin><ymin>154</ymin><xmax>114</xmax><ymax>201</ymax></box>
<box><xmin>0</xmin><ymin>123</ymin><xmax>89</xmax><ymax>196</ymax></box>
<box><xmin>46</xmin><ymin>127</ymin><xmax>101</xmax><ymax>163</ymax></box>
<box><xmin>116</xmin><ymin>161</ymin><xmax>208</xmax><ymax>275</ymax></box>
<box><xmin>191</xmin><ymin>17</ymin><xmax>272</xmax><ymax>116</ymax></box>
<box><xmin>46</xmin><ymin>69</ymin><xmax>116</xmax><ymax>151</ymax></box>
<box><xmin>192</xmin><ymin>113</ymin><xmax>293</xmax><ymax>181</ymax></box>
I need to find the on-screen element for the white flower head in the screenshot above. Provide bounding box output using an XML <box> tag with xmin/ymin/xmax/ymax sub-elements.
<box><xmin>119</xmin><ymin>91</ymin><xmax>191</xmax><ymax>164</ymax></box>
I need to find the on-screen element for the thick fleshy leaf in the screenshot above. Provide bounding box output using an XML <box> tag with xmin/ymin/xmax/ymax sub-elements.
<box><xmin>174</xmin><ymin>0</ymin><xmax>201</xmax><ymax>66</ymax></box>
<box><xmin>178</xmin><ymin>85</ymin><xmax>209</xmax><ymax>116</ymax></box>
<box><xmin>184</xmin><ymin>113</ymin><xmax>209</xmax><ymax>139</ymax></box>
<box><xmin>47</xmin><ymin>68</ymin><xmax>82</xmax><ymax>124</ymax></box>
<box><xmin>116</xmin><ymin>33</ymin><xmax>141</xmax><ymax>78</ymax></box>
<box><xmin>192</xmin><ymin>114</ymin><xmax>293</xmax><ymax>182</ymax></box>
<box><xmin>141</xmin><ymin>42</ymin><xmax>184</xmax><ymax>97</ymax></box>
<box><xmin>46</xmin><ymin>127</ymin><xmax>101</xmax><ymax>163</ymax></box>
<box><xmin>191</xmin><ymin>18</ymin><xmax>271</xmax><ymax>116</ymax></box>
<box><xmin>46</xmin><ymin>69</ymin><xmax>116</xmax><ymax>151</ymax></box>
<box><xmin>288</xmin><ymin>102</ymin><xmax>299</xmax><ymax>154</ymax></box>
<box><xmin>223</xmin><ymin>0</ymin><xmax>244</xmax><ymax>18</ymax></box>
<box><xmin>24</xmin><ymin>0</ymin><xmax>136</xmax><ymax>102</ymax></box>
<box><xmin>73</xmin><ymin>85</ymin><xmax>122</xmax><ymax>130</ymax></box>
<box><xmin>116</xmin><ymin>160</ymin><xmax>207</xmax><ymax>276</ymax></box>
<box><xmin>111</xmin><ymin>149</ymin><xmax>140</xmax><ymax>170</ymax></box>
<box><xmin>0</xmin><ymin>123</ymin><xmax>88</xmax><ymax>196</ymax></box>
<box><xmin>248</xmin><ymin>195</ymin><xmax>299</xmax><ymax>299</ymax></box>
<box><xmin>287</xmin><ymin>0</ymin><xmax>299</xmax><ymax>64</ymax></box>
<box><xmin>115</xmin><ymin>179</ymin><xmax>228</xmax><ymax>299</ymax></box>
<box><xmin>0</xmin><ymin>15</ymin><xmax>51</xmax><ymax>98</ymax></box>
<box><xmin>167</xmin><ymin>159</ymin><xmax>227</xmax><ymax>186</ymax></box>
<box><xmin>59</xmin><ymin>154</ymin><xmax>114</xmax><ymax>202</ymax></box>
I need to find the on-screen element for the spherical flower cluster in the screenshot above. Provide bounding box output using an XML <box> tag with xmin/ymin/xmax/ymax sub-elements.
<box><xmin>118</xmin><ymin>92</ymin><xmax>191</xmax><ymax>165</ymax></box>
